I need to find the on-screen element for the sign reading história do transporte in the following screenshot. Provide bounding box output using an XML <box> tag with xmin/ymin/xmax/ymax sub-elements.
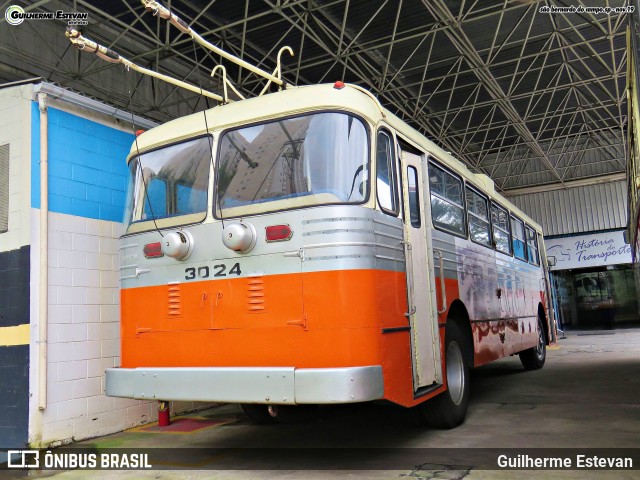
<box><xmin>544</xmin><ymin>230</ymin><xmax>632</xmax><ymax>271</ymax></box>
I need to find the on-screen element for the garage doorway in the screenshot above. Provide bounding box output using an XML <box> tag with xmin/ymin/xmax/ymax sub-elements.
<box><xmin>552</xmin><ymin>265</ymin><xmax>640</xmax><ymax>330</ymax></box>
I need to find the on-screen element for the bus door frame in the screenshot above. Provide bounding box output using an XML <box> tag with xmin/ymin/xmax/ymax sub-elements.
<box><xmin>538</xmin><ymin>239</ymin><xmax>559</xmax><ymax>343</ymax></box>
<box><xmin>400</xmin><ymin>148</ymin><xmax>442</xmax><ymax>390</ymax></box>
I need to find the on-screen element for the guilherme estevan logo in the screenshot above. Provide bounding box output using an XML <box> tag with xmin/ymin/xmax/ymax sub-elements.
<box><xmin>4</xmin><ymin>5</ymin><xmax>88</xmax><ymax>26</ymax></box>
<box><xmin>4</xmin><ymin>5</ymin><xmax>25</xmax><ymax>25</ymax></box>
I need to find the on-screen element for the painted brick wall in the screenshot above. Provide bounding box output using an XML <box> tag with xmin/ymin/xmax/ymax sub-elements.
<box><xmin>0</xmin><ymin>85</ymin><xmax>32</xmax><ymax>251</ymax></box>
<box><xmin>41</xmin><ymin>211</ymin><xmax>159</xmax><ymax>442</ymax></box>
<box><xmin>27</xmin><ymin>104</ymin><xmax>156</xmax><ymax>443</ymax></box>
<box><xmin>0</xmin><ymin>246</ymin><xmax>30</xmax><ymax>330</ymax></box>
<box><xmin>0</xmin><ymin>85</ymin><xmax>32</xmax><ymax>455</ymax></box>
<box><xmin>31</xmin><ymin>103</ymin><xmax>133</xmax><ymax>222</ymax></box>
<box><xmin>0</xmin><ymin>246</ymin><xmax>30</xmax><ymax>449</ymax></box>
<box><xmin>0</xmin><ymin>344</ymin><xmax>29</xmax><ymax>448</ymax></box>
<box><xmin>31</xmin><ymin>105</ymin><xmax>208</xmax><ymax>445</ymax></box>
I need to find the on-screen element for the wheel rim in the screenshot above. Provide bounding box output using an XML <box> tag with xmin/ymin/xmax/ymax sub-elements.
<box><xmin>446</xmin><ymin>340</ymin><xmax>465</xmax><ymax>405</ymax></box>
<box><xmin>535</xmin><ymin>324</ymin><xmax>545</xmax><ymax>361</ymax></box>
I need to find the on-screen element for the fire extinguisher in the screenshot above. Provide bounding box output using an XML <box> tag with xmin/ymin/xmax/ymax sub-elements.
<box><xmin>158</xmin><ymin>401</ymin><xmax>170</xmax><ymax>426</ymax></box>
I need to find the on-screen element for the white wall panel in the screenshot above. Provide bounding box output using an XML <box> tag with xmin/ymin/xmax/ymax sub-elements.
<box><xmin>508</xmin><ymin>181</ymin><xmax>627</xmax><ymax>236</ymax></box>
<box><xmin>0</xmin><ymin>84</ymin><xmax>32</xmax><ymax>250</ymax></box>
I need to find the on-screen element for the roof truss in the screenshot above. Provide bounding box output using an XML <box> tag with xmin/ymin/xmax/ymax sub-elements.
<box><xmin>0</xmin><ymin>0</ymin><xmax>629</xmax><ymax>192</ymax></box>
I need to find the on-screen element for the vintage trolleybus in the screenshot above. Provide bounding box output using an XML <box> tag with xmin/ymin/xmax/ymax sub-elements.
<box><xmin>104</xmin><ymin>81</ymin><xmax>555</xmax><ymax>428</ymax></box>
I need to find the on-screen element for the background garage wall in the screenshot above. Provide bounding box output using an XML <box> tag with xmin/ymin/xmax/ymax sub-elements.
<box><xmin>507</xmin><ymin>181</ymin><xmax>627</xmax><ymax>236</ymax></box>
<box><xmin>0</xmin><ymin>85</ymin><xmax>32</xmax><ymax>459</ymax></box>
<box><xmin>25</xmin><ymin>87</ymin><xmax>208</xmax><ymax>447</ymax></box>
<box><xmin>0</xmin><ymin>83</ymin><xmax>212</xmax><ymax>451</ymax></box>
<box><xmin>28</xmin><ymin>100</ymin><xmax>160</xmax><ymax>444</ymax></box>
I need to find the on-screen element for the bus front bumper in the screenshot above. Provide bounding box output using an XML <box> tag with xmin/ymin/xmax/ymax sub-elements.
<box><xmin>105</xmin><ymin>366</ymin><xmax>384</xmax><ymax>404</ymax></box>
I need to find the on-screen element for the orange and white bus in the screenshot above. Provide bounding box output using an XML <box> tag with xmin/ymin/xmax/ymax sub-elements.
<box><xmin>105</xmin><ymin>81</ymin><xmax>555</xmax><ymax>428</ymax></box>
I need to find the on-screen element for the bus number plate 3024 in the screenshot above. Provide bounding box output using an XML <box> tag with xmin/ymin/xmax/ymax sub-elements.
<box><xmin>184</xmin><ymin>263</ymin><xmax>241</xmax><ymax>280</ymax></box>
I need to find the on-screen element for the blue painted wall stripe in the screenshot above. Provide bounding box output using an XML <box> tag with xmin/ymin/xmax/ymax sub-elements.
<box><xmin>31</xmin><ymin>103</ymin><xmax>134</xmax><ymax>222</ymax></box>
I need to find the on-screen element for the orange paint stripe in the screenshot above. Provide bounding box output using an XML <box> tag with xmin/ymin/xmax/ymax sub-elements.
<box><xmin>121</xmin><ymin>269</ymin><xmax>409</xmax><ymax>369</ymax></box>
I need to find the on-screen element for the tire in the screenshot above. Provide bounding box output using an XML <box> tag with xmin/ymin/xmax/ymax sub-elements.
<box><xmin>417</xmin><ymin>321</ymin><xmax>471</xmax><ymax>429</ymax></box>
<box><xmin>519</xmin><ymin>317</ymin><xmax>547</xmax><ymax>370</ymax></box>
<box><xmin>241</xmin><ymin>404</ymin><xmax>278</xmax><ymax>424</ymax></box>
<box><xmin>241</xmin><ymin>404</ymin><xmax>319</xmax><ymax>424</ymax></box>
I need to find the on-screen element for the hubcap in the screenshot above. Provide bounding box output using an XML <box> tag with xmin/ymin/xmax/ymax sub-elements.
<box><xmin>446</xmin><ymin>341</ymin><xmax>465</xmax><ymax>405</ymax></box>
<box><xmin>535</xmin><ymin>326</ymin><xmax>545</xmax><ymax>360</ymax></box>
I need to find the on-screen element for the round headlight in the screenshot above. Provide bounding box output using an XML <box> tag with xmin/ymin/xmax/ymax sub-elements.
<box><xmin>162</xmin><ymin>230</ymin><xmax>194</xmax><ymax>260</ymax></box>
<box><xmin>222</xmin><ymin>222</ymin><xmax>257</xmax><ymax>253</ymax></box>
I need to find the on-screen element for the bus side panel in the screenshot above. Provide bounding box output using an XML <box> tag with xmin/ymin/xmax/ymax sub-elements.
<box><xmin>302</xmin><ymin>269</ymin><xmax>384</xmax><ymax>330</ymax></box>
<box><xmin>441</xmin><ymin>232</ymin><xmax>549</xmax><ymax>366</ymax></box>
<box><xmin>376</xmin><ymin>267</ymin><xmax>414</xmax><ymax>406</ymax></box>
<box><xmin>435</xmin><ymin>278</ymin><xmax>461</xmax><ymax>324</ymax></box>
<box><xmin>380</xmin><ymin>330</ymin><xmax>415</xmax><ymax>406</ymax></box>
<box><xmin>517</xmin><ymin>263</ymin><xmax>547</xmax><ymax>351</ymax></box>
<box><xmin>472</xmin><ymin>321</ymin><xmax>503</xmax><ymax>366</ymax></box>
<box><xmin>521</xmin><ymin>311</ymin><xmax>539</xmax><ymax>349</ymax></box>
<box><xmin>380</xmin><ymin>276</ymin><xmax>459</xmax><ymax>407</ymax></box>
<box><xmin>299</xmin><ymin>267</ymin><xmax>421</xmax><ymax>406</ymax></box>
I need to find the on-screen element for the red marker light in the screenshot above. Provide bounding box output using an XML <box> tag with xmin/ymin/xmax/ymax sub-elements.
<box><xmin>266</xmin><ymin>225</ymin><xmax>293</xmax><ymax>242</ymax></box>
<box><xmin>143</xmin><ymin>242</ymin><xmax>163</xmax><ymax>258</ymax></box>
<box><xmin>136</xmin><ymin>129</ymin><xmax>145</xmax><ymax>136</ymax></box>
<box><xmin>333</xmin><ymin>80</ymin><xmax>345</xmax><ymax>90</ymax></box>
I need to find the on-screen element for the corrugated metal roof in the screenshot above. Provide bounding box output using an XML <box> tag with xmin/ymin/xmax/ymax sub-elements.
<box><xmin>0</xmin><ymin>0</ymin><xmax>628</xmax><ymax>191</ymax></box>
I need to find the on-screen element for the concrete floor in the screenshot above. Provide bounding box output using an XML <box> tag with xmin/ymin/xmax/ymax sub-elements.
<box><xmin>6</xmin><ymin>328</ymin><xmax>640</xmax><ymax>479</ymax></box>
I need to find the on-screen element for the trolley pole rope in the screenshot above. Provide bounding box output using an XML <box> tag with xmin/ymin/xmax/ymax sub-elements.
<box><xmin>65</xmin><ymin>27</ymin><xmax>223</xmax><ymax>102</ymax></box>
<box><xmin>141</xmin><ymin>0</ymin><xmax>290</xmax><ymax>87</ymax></box>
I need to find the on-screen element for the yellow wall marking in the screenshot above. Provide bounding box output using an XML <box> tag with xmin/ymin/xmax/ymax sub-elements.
<box><xmin>0</xmin><ymin>324</ymin><xmax>30</xmax><ymax>346</ymax></box>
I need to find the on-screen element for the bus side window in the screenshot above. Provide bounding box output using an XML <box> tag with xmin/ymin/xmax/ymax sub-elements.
<box><xmin>511</xmin><ymin>216</ymin><xmax>527</xmax><ymax>261</ymax></box>
<box><xmin>466</xmin><ymin>187</ymin><xmax>491</xmax><ymax>247</ymax></box>
<box><xmin>376</xmin><ymin>131</ymin><xmax>399</xmax><ymax>215</ymax></box>
<box><xmin>526</xmin><ymin>225</ymin><xmax>540</xmax><ymax>265</ymax></box>
<box><xmin>407</xmin><ymin>166</ymin><xmax>421</xmax><ymax>227</ymax></box>
<box><xmin>490</xmin><ymin>203</ymin><xmax>512</xmax><ymax>255</ymax></box>
<box><xmin>428</xmin><ymin>162</ymin><xmax>465</xmax><ymax>236</ymax></box>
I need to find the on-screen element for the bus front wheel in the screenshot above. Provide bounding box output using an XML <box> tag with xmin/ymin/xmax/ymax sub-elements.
<box><xmin>417</xmin><ymin>321</ymin><xmax>471</xmax><ymax>429</ymax></box>
<box><xmin>519</xmin><ymin>318</ymin><xmax>547</xmax><ymax>370</ymax></box>
<box><xmin>241</xmin><ymin>404</ymin><xmax>319</xmax><ymax>424</ymax></box>
<box><xmin>241</xmin><ymin>404</ymin><xmax>278</xmax><ymax>424</ymax></box>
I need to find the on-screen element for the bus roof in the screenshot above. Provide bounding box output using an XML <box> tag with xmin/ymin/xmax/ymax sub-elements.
<box><xmin>129</xmin><ymin>83</ymin><xmax>542</xmax><ymax>233</ymax></box>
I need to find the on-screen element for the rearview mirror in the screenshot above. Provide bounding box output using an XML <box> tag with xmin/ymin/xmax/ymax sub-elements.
<box><xmin>547</xmin><ymin>256</ymin><xmax>557</xmax><ymax>267</ymax></box>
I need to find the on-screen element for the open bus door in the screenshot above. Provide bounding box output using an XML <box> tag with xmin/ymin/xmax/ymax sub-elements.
<box><xmin>400</xmin><ymin>150</ymin><xmax>443</xmax><ymax>390</ymax></box>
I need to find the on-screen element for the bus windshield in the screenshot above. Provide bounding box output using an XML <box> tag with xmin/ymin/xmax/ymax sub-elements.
<box><xmin>216</xmin><ymin>112</ymin><xmax>369</xmax><ymax>217</ymax></box>
<box><xmin>124</xmin><ymin>136</ymin><xmax>212</xmax><ymax>227</ymax></box>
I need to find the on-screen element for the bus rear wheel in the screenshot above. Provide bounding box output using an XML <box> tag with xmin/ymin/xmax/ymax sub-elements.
<box><xmin>417</xmin><ymin>321</ymin><xmax>471</xmax><ymax>429</ymax></box>
<box><xmin>519</xmin><ymin>318</ymin><xmax>547</xmax><ymax>370</ymax></box>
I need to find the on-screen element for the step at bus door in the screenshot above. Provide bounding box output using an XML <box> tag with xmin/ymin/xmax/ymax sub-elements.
<box><xmin>401</xmin><ymin>150</ymin><xmax>442</xmax><ymax>390</ymax></box>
